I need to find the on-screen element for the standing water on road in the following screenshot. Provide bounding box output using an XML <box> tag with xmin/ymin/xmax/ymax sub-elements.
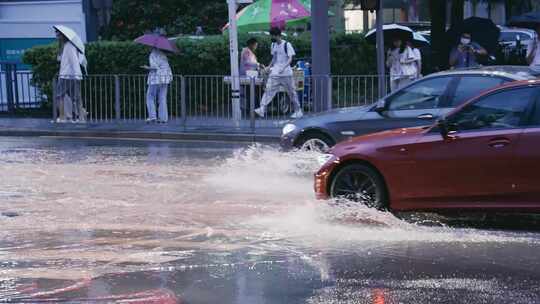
<box><xmin>1</xmin><ymin>137</ymin><xmax>540</xmax><ymax>303</ymax></box>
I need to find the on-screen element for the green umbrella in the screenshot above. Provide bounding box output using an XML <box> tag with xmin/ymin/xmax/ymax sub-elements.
<box><xmin>222</xmin><ymin>0</ymin><xmax>330</xmax><ymax>33</ymax></box>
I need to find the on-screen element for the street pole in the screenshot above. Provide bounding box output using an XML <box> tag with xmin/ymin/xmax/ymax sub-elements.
<box><xmin>363</xmin><ymin>10</ymin><xmax>369</xmax><ymax>33</ymax></box>
<box><xmin>227</xmin><ymin>0</ymin><xmax>252</xmax><ymax>125</ymax></box>
<box><xmin>312</xmin><ymin>0</ymin><xmax>331</xmax><ymax>112</ymax></box>
<box><xmin>375</xmin><ymin>0</ymin><xmax>386</xmax><ymax>99</ymax></box>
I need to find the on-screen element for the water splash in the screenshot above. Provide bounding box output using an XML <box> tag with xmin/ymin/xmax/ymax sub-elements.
<box><xmin>205</xmin><ymin>144</ymin><xmax>320</xmax><ymax>200</ymax></box>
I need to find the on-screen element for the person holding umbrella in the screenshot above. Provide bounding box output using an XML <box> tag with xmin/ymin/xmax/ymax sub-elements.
<box><xmin>135</xmin><ymin>29</ymin><xmax>178</xmax><ymax>123</ymax></box>
<box><xmin>386</xmin><ymin>38</ymin><xmax>418</xmax><ymax>92</ymax></box>
<box><xmin>449</xmin><ymin>32</ymin><xmax>487</xmax><ymax>69</ymax></box>
<box><xmin>54</xmin><ymin>25</ymin><xmax>87</xmax><ymax>123</ymax></box>
<box><xmin>365</xmin><ymin>24</ymin><xmax>417</xmax><ymax>91</ymax></box>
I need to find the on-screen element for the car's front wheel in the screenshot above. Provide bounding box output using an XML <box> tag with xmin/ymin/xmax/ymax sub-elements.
<box><xmin>297</xmin><ymin>134</ymin><xmax>334</xmax><ymax>153</ymax></box>
<box><xmin>329</xmin><ymin>164</ymin><xmax>388</xmax><ymax>210</ymax></box>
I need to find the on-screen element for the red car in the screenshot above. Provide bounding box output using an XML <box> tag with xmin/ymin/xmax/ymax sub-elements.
<box><xmin>315</xmin><ymin>80</ymin><xmax>540</xmax><ymax>211</ymax></box>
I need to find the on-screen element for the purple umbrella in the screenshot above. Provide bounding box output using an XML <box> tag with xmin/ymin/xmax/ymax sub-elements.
<box><xmin>134</xmin><ymin>34</ymin><xmax>179</xmax><ymax>54</ymax></box>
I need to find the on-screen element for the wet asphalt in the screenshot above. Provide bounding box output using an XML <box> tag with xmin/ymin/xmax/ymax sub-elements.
<box><xmin>1</xmin><ymin>136</ymin><xmax>540</xmax><ymax>304</ymax></box>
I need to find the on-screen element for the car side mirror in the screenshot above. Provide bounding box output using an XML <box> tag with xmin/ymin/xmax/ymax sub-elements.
<box><xmin>375</xmin><ymin>99</ymin><xmax>387</xmax><ymax>115</ymax></box>
<box><xmin>437</xmin><ymin>119</ymin><xmax>450</xmax><ymax>139</ymax></box>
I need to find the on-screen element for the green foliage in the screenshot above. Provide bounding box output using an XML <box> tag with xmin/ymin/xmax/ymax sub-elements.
<box><xmin>101</xmin><ymin>0</ymin><xmax>229</xmax><ymax>40</ymax></box>
<box><xmin>22</xmin><ymin>43</ymin><xmax>60</xmax><ymax>110</ymax></box>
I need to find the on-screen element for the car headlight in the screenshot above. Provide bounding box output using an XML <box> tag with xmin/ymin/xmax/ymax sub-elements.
<box><xmin>282</xmin><ymin>123</ymin><xmax>297</xmax><ymax>136</ymax></box>
<box><xmin>317</xmin><ymin>154</ymin><xmax>335</xmax><ymax>166</ymax></box>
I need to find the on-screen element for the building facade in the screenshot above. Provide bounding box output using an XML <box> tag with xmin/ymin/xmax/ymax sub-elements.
<box><xmin>343</xmin><ymin>0</ymin><xmax>537</xmax><ymax>33</ymax></box>
<box><xmin>0</xmin><ymin>0</ymin><xmax>104</xmax><ymax>69</ymax></box>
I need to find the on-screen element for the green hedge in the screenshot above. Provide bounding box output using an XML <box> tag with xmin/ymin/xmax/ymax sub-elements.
<box><xmin>23</xmin><ymin>33</ymin><xmax>376</xmax><ymax>109</ymax></box>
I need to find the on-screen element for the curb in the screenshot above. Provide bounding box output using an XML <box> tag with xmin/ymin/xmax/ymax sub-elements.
<box><xmin>0</xmin><ymin>129</ymin><xmax>280</xmax><ymax>143</ymax></box>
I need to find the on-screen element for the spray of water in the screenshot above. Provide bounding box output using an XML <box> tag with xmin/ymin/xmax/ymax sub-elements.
<box><xmin>205</xmin><ymin>144</ymin><xmax>540</xmax><ymax>252</ymax></box>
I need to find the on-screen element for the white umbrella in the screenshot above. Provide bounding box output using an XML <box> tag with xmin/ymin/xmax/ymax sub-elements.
<box><xmin>365</xmin><ymin>24</ymin><xmax>414</xmax><ymax>44</ymax></box>
<box><xmin>53</xmin><ymin>25</ymin><xmax>87</xmax><ymax>74</ymax></box>
<box><xmin>413</xmin><ymin>32</ymin><xmax>430</xmax><ymax>46</ymax></box>
<box><xmin>53</xmin><ymin>25</ymin><xmax>85</xmax><ymax>54</ymax></box>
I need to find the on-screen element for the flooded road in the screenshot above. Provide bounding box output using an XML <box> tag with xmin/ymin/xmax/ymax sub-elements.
<box><xmin>1</xmin><ymin>137</ymin><xmax>540</xmax><ymax>303</ymax></box>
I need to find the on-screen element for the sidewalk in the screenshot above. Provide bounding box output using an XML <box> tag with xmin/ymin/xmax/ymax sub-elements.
<box><xmin>0</xmin><ymin>118</ymin><xmax>282</xmax><ymax>143</ymax></box>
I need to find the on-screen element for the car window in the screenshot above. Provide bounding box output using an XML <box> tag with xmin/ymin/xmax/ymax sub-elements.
<box><xmin>448</xmin><ymin>88</ymin><xmax>535</xmax><ymax>131</ymax></box>
<box><xmin>448</xmin><ymin>76</ymin><xmax>506</xmax><ymax>107</ymax></box>
<box><xmin>387</xmin><ymin>77</ymin><xmax>452</xmax><ymax>111</ymax></box>
<box><xmin>500</xmin><ymin>32</ymin><xmax>532</xmax><ymax>42</ymax></box>
<box><xmin>530</xmin><ymin>98</ymin><xmax>540</xmax><ymax>126</ymax></box>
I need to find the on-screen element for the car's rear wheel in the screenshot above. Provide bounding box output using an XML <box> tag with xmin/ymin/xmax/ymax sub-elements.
<box><xmin>329</xmin><ymin>164</ymin><xmax>388</xmax><ymax>210</ymax></box>
<box><xmin>298</xmin><ymin>133</ymin><xmax>334</xmax><ymax>153</ymax></box>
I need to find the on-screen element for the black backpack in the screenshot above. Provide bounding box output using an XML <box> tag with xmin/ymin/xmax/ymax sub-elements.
<box><xmin>272</xmin><ymin>41</ymin><xmax>291</xmax><ymax>56</ymax></box>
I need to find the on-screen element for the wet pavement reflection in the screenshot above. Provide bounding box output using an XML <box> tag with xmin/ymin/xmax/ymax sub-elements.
<box><xmin>1</xmin><ymin>136</ymin><xmax>540</xmax><ymax>303</ymax></box>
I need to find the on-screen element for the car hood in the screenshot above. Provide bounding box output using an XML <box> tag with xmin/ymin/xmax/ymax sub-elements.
<box><xmin>292</xmin><ymin>105</ymin><xmax>373</xmax><ymax>127</ymax></box>
<box><xmin>331</xmin><ymin>126</ymin><xmax>429</xmax><ymax>156</ymax></box>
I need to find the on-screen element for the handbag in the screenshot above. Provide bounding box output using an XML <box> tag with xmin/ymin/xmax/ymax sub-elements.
<box><xmin>400</xmin><ymin>48</ymin><xmax>418</xmax><ymax>78</ymax></box>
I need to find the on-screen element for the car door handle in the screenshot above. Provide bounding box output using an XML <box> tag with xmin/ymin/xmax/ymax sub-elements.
<box><xmin>488</xmin><ymin>138</ymin><xmax>511</xmax><ymax>148</ymax></box>
<box><xmin>417</xmin><ymin>113</ymin><xmax>434</xmax><ymax>120</ymax></box>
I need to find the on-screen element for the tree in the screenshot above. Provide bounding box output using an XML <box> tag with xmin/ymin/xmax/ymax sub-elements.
<box><xmin>101</xmin><ymin>0</ymin><xmax>229</xmax><ymax>40</ymax></box>
<box><xmin>505</xmin><ymin>0</ymin><xmax>533</xmax><ymax>17</ymax></box>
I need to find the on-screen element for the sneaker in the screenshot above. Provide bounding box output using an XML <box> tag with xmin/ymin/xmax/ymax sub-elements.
<box><xmin>290</xmin><ymin>110</ymin><xmax>304</xmax><ymax>119</ymax></box>
<box><xmin>146</xmin><ymin>118</ymin><xmax>157</xmax><ymax>123</ymax></box>
<box><xmin>254</xmin><ymin>107</ymin><xmax>265</xmax><ymax>118</ymax></box>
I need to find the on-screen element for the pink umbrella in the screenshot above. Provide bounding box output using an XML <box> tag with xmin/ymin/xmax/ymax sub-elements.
<box><xmin>134</xmin><ymin>34</ymin><xmax>179</xmax><ymax>54</ymax></box>
<box><xmin>270</xmin><ymin>0</ymin><xmax>310</xmax><ymax>29</ymax></box>
<box><xmin>222</xmin><ymin>0</ymin><xmax>312</xmax><ymax>32</ymax></box>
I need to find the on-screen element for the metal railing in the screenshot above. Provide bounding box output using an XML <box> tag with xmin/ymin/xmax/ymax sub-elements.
<box><xmin>50</xmin><ymin>74</ymin><xmax>390</xmax><ymax>129</ymax></box>
<box><xmin>0</xmin><ymin>71</ymin><xmax>45</xmax><ymax>113</ymax></box>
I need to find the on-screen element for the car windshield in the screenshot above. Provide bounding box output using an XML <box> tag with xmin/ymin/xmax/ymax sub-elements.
<box><xmin>500</xmin><ymin>31</ymin><xmax>532</xmax><ymax>42</ymax></box>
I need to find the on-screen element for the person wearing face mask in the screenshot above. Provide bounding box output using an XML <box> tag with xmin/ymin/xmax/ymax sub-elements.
<box><xmin>254</xmin><ymin>27</ymin><xmax>303</xmax><ymax>119</ymax></box>
<box><xmin>449</xmin><ymin>33</ymin><xmax>487</xmax><ymax>69</ymax></box>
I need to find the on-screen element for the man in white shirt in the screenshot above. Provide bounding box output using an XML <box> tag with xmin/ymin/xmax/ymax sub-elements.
<box><xmin>55</xmin><ymin>29</ymin><xmax>84</xmax><ymax>122</ymax></box>
<box><xmin>255</xmin><ymin>27</ymin><xmax>303</xmax><ymax>119</ymax></box>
